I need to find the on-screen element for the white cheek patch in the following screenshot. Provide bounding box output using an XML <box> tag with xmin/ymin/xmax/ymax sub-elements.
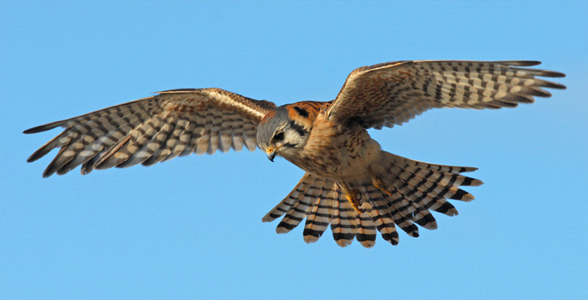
<box><xmin>280</xmin><ymin>128</ymin><xmax>308</xmax><ymax>148</ymax></box>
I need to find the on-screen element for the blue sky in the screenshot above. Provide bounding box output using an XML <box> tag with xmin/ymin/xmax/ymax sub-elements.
<box><xmin>1</xmin><ymin>1</ymin><xmax>587</xmax><ymax>299</ymax></box>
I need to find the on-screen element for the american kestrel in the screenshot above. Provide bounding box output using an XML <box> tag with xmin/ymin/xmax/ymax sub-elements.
<box><xmin>25</xmin><ymin>60</ymin><xmax>565</xmax><ymax>248</ymax></box>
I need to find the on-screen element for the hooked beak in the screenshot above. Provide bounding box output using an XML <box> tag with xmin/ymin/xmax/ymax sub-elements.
<box><xmin>266</xmin><ymin>148</ymin><xmax>276</xmax><ymax>162</ymax></box>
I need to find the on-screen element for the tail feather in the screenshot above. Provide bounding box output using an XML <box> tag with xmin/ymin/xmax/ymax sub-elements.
<box><xmin>262</xmin><ymin>173</ymin><xmax>314</xmax><ymax>222</ymax></box>
<box><xmin>275</xmin><ymin>176</ymin><xmax>316</xmax><ymax>233</ymax></box>
<box><xmin>359</xmin><ymin>186</ymin><xmax>399</xmax><ymax>245</ymax></box>
<box><xmin>356</xmin><ymin>211</ymin><xmax>377</xmax><ymax>248</ymax></box>
<box><xmin>302</xmin><ymin>181</ymin><xmax>336</xmax><ymax>244</ymax></box>
<box><xmin>262</xmin><ymin>152</ymin><xmax>482</xmax><ymax>248</ymax></box>
<box><xmin>372</xmin><ymin>184</ymin><xmax>421</xmax><ymax>237</ymax></box>
<box><xmin>355</xmin><ymin>188</ymin><xmax>379</xmax><ymax>248</ymax></box>
<box><xmin>385</xmin><ymin>157</ymin><xmax>472</xmax><ymax>219</ymax></box>
<box><xmin>399</xmin><ymin>157</ymin><xmax>478</xmax><ymax>173</ymax></box>
<box><xmin>389</xmin><ymin>161</ymin><xmax>476</xmax><ymax>203</ymax></box>
<box><xmin>333</xmin><ymin>196</ymin><xmax>359</xmax><ymax>247</ymax></box>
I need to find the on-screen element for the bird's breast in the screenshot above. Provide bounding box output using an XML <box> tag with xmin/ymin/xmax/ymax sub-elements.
<box><xmin>285</xmin><ymin>115</ymin><xmax>381</xmax><ymax>180</ymax></box>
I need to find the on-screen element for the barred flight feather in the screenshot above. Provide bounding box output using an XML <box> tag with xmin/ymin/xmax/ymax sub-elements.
<box><xmin>302</xmin><ymin>181</ymin><xmax>336</xmax><ymax>244</ymax></box>
<box><xmin>360</xmin><ymin>188</ymin><xmax>399</xmax><ymax>245</ymax></box>
<box><xmin>356</xmin><ymin>210</ymin><xmax>377</xmax><ymax>248</ymax></box>
<box><xmin>142</xmin><ymin>116</ymin><xmax>179</xmax><ymax>166</ymax></box>
<box><xmin>333</xmin><ymin>198</ymin><xmax>358</xmax><ymax>247</ymax></box>
<box><xmin>161</xmin><ymin>118</ymin><xmax>190</xmax><ymax>161</ymax></box>
<box><xmin>262</xmin><ymin>173</ymin><xmax>314</xmax><ymax>223</ymax></box>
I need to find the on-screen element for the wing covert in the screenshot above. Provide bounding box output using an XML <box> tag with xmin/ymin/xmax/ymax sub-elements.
<box><xmin>25</xmin><ymin>88</ymin><xmax>276</xmax><ymax>177</ymax></box>
<box><xmin>327</xmin><ymin>60</ymin><xmax>566</xmax><ymax>129</ymax></box>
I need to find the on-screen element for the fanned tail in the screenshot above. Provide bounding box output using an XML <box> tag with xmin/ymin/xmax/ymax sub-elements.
<box><xmin>261</xmin><ymin>173</ymin><xmax>378</xmax><ymax>248</ymax></box>
<box><xmin>262</xmin><ymin>151</ymin><xmax>482</xmax><ymax>248</ymax></box>
<box><xmin>362</xmin><ymin>152</ymin><xmax>483</xmax><ymax>244</ymax></box>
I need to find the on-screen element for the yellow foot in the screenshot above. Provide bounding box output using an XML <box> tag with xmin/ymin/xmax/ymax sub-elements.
<box><xmin>341</xmin><ymin>183</ymin><xmax>363</xmax><ymax>214</ymax></box>
<box><xmin>371</xmin><ymin>176</ymin><xmax>393</xmax><ymax>197</ymax></box>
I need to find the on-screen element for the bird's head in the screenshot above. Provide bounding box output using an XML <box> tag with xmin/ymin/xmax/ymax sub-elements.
<box><xmin>256</xmin><ymin>105</ymin><xmax>311</xmax><ymax>162</ymax></box>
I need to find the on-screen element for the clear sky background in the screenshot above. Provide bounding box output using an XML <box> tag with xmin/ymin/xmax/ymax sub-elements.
<box><xmin>1</xmin><ymin>1</ymin><xmax>587</xmax><ymax>299</ymax></box>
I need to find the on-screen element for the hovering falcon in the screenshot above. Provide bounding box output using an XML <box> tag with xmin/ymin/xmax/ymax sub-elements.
<box><xmin>25</xmin><ymin>60</ymin><xmax>565</xmax><ymax>248</ymax></box>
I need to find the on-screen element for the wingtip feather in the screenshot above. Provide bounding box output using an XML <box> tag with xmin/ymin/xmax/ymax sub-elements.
<box><xmin>23</xmin><ymin>120</ymin><xmax>67</xmax><ymax>134</ymax></box>
<box><xmin>499</xmin><ymin>60</ymin><xmax>542</xmax><ymax>67</ymax></box>
<box><xmin>469</xmin><ymin>179</ymin><xmax>484</xmax><ymax>186</ymax></box>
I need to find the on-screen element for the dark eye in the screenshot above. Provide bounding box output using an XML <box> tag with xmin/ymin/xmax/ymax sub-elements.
<box><xmin>273</xmin><ymin>131</ymin><xmax>284</xmax><ymax>141</ymax></box>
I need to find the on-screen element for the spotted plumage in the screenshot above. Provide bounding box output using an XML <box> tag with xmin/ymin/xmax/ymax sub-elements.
<box><xmin>25</xmin><ymin>60</ymin><xmax>565</xmax><ymax>248</ymax></box>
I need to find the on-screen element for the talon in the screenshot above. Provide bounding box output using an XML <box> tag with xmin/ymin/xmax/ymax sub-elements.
<box><xmin>346</xmin><ymin>191</ymin><xmax>362</xmax><ymax>214</ymax></box>
<box><xmin>341</xmin><ymin>183</ymin><xmax>363</xmax><ymax>214</ymax></box>
<box><xmin>372</xmin><ymin>176</ymin><xmax>393</xmax><ymax>197</ymax></box>
<box><xmin>359</xmin><ymin>205</ymin><xmax>367</xmax><ymax>214</ymax></box>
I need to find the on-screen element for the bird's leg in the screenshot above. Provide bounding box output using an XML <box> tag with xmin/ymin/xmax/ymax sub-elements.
<box><xmin>371</xmin><ymin>176</ymin><xmax>393</xmax><ymax>197</ymax></box>
<box><xmin>340</xmin><ymin>182</ymin><xmax>363</xmax><ymax>214</ymax></box>
<box><xmin>368</xmin><ymin>166</ymin><xmax>394</xmax><ymax>197</ymax></box>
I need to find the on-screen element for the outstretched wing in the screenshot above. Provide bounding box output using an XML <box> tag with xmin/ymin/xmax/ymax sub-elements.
<box><xmin>327</xmin><ymin>60</ymin><xmax>566</xmax><ymax>129</ymax></box>
<box><xmin>25</xmin><ymin>88</ymin><xmax>276</xmax><ymax>177</ymax></box>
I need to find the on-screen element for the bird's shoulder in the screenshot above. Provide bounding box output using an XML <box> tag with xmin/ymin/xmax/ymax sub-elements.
<box><xmin>282</xmin><ymin>100</ymin><xmax>330</xmax><ymax>128</ymax></box>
